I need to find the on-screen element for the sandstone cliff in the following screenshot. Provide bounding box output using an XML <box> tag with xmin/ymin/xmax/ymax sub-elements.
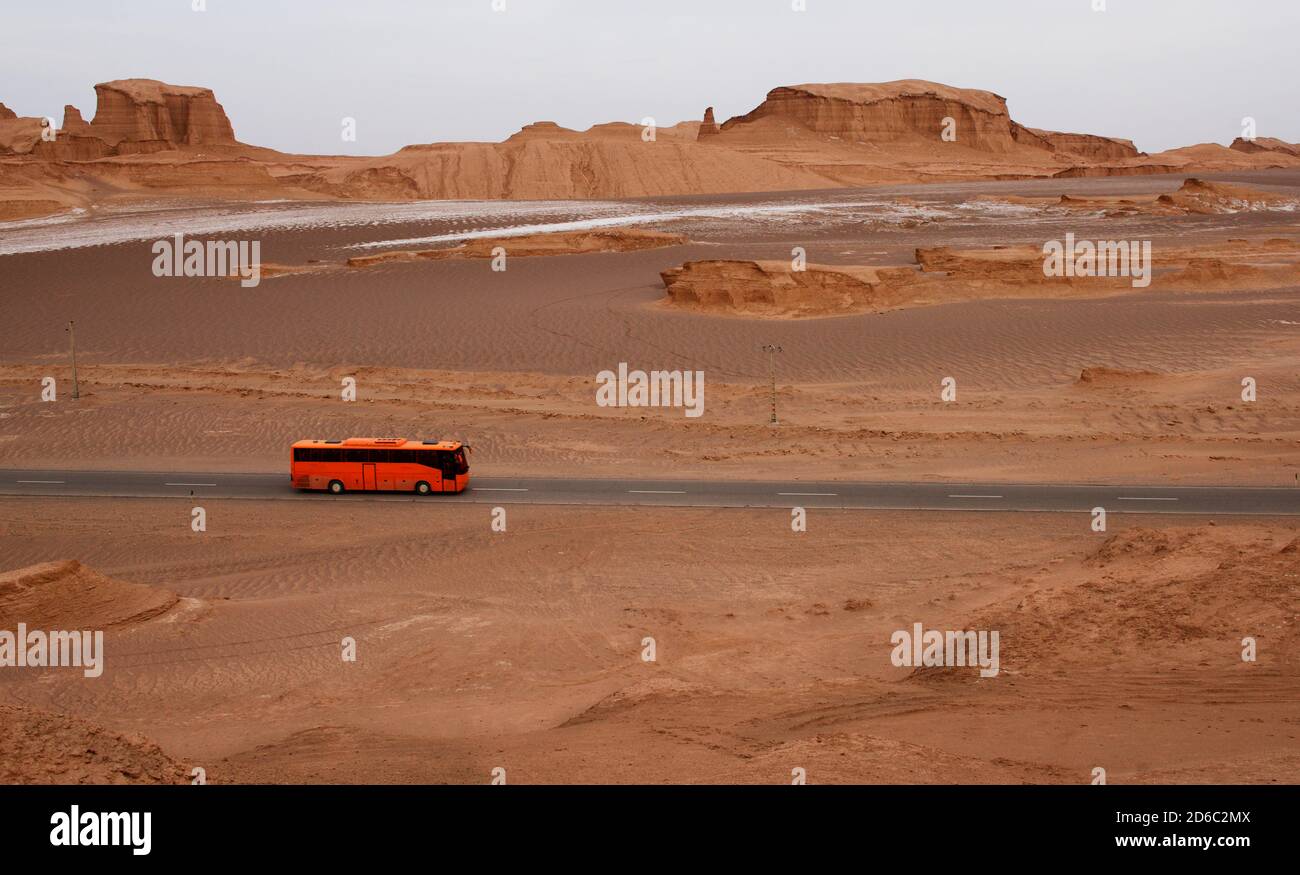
<box><xmin>718</xmin><ymin>81</ymin><xmax>1031</xmax><ymax>153</ymax></box>
<box><xmin>88</xmin><ymin>79</ymin><xmax>237</xmax><ymax>146</ymax></box>
<box><xmin>1018</xmin><ymin>127</ymin><xmax>1141</xmax><ymax>160</ymax></box>
<box><xmin>0</xmin><ymin>79</ymin><xmax>238</xmax><ymax>159</ymax></box>
<box><xmin>3</xmin><ymin>76</ymin><xmax>1299</xmax><ymax>219</ymax></box>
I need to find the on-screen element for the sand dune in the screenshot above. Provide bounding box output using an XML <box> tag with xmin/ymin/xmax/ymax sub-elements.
<box><xmin>0</xmin><ymin>560</ymin><xmax>178</xmax><ymax>629</ymax></box>
<box><xmin>955</xmin><ymin>525</ymin><xmax>1299</xmax><ymax>677</ymax></box>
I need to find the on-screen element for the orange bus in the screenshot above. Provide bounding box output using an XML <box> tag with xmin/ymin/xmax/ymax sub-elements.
<box><xmin>290</xmin><ymin>437</ymin><xmax>469</xmax><ymax>495</ymax></box>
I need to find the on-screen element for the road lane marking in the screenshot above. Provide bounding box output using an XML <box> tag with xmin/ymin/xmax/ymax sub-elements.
<box><xmin>474</xmin><ymin>487</ymin><xmax>529</xmax><ymax>492</ymax></box>
<box><xmin>778</xmin><ymin>492</ymin><xmax>838</xmax><ymax>496</ymax></box>
<box><xmin>1118</xmin><ymin>496</ymin><xmax>1178</xmax><ymax>501</ymax></box>
<box><xmin>165</xmin><ymin>482</ymin><xmax>218</xmax><ymax>487</ymax></box>
<box><xmin>628</xmin><ymin>490</ymin><xmax>687</xmax><ymax>494</ymax></box>
<box><xmin>948</xmin><ymin>494</ymin><xmax>1003</xmax><ymax>499</ymax></box>
<box><xmin>17</xmin><ymin>479</ymin><xmax>65</xmax><ymax>484</ymax></box>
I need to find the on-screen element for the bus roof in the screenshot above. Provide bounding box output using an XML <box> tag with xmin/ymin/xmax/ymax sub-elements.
<box><xmin>291</xmin><ymin>438</ymin><xmax>463</xmax><ymax>450</ymax></box>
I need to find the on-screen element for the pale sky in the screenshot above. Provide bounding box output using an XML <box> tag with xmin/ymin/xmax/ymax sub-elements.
<box><xmin>2</xmin><ymin>0</ymin><xmax>1296</xmax><ymax>156</ymax></box>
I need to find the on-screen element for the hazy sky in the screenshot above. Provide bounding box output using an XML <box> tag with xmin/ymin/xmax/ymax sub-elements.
<box><xmin>3</xmin><ymin>0</ymin><xmax>1296</xmax><ymax>156</ymax></box>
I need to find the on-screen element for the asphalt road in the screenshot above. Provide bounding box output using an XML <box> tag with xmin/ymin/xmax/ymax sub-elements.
<box><xmin>1</xmin><ymin>468</ymin><xmax>1298</xmax><ymax>515</ymax></box>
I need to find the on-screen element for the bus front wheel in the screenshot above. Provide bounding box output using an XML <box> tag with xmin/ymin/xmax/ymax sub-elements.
<box><xmin>415</xmin><ymin>481</ymin><xmax>431</xmax><ymax>495</ymax></box>
<box><xmin>328</xmin><ymin>480</ymin><xmax>345</xmax><ymax>495</ymax></box>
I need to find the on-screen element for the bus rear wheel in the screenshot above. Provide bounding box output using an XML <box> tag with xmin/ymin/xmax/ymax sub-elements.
<box><xmin>328</xmin><ymin>480</ymin><xmax>345</xmax><ymax>494</ymax></box>
<box><xmin>414</xmin><ymin>481</ymin><xmax>431</xmax><ymax>495</ymax></box>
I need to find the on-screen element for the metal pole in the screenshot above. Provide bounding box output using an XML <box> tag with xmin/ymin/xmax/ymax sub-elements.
<box><xmin>68</xmin><ymin>320</ymin><xmax>79</xmax><ymax>400</ymax></box>
<box><xmin>769</xmin><ymin>351</ymin><xmax>776</xmax><ymax>424</ymax></box>
<box><xmin>761</xmin><ymin>344</ymin><xmax>781</xmax><ymax>424</ymax></box>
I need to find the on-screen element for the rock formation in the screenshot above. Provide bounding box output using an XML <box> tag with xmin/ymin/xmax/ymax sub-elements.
<box><xmin>2</xmin><ymin>76</ymin><xmax>1299</xmax><ymax>218</ymax></box>
<box><xmin>0</xmin><ymin>102</ymin><xmax>16</xmax><ymax>121</ymax></box>
<box><xmin>87</xmin><ymin>79</ymin><xmax>237</xmax><ymax>146</ymax></box>
<box><xmin>28</xmin><ymin>132</ymin><xmax>113</xmax><ymax>161</ymax></box>
<box><xmin>60</xmin><ymin>104</ymin><xmax>92</xmax><ymax>136</ymax></box>
<box><xmin>697</xmin><ymin>106</ymin><xmax>719</xmax><ymax>139</ymax></box>
<box><xmin>1230</xmin><ymin>136</ymin><xmax>1300</xmax><ymax>157</ymax></box>
<box><xmin>0</xmin><ymin>80</ymin><xmax>238</xmax><ymax>163</ymax></box>
<box><xmin>0</xmin><ymin>113</ymin><xmax>41</xmax><ymax>154</ymax></box>
<box><xmin>718</xmin><ymin>81</ymin><xmax>1030</xmax><ymax>153</ymax></box>
<box><xmin>1016</xmin><ymin>126</ymin><xmax>1141</xmax><ymax>160</ymax></box>
<box><xmin>660</xmin><ymin>260</ymin><xmax>895</xmax><ymax>316</ymax></box>
<box><xmin>1154</xmin><ymin>177</ymin><xmax>1293</xmax><ymax>213</ymax></box>
<box><xmin>661</xmin><ymin>232</ymin><xmax>1300</xmax><ymax>319</ymax></box>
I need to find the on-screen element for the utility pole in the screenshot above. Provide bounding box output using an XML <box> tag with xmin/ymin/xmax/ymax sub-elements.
<box><xmin>761</xmin><ymin>344</ymin><xmax>782</xmax><ymax>425</ymax></box>
<box><xmin>67</xmin><ymin>320</ymin><xmax>79</xmax><ymax>400</ymax></box>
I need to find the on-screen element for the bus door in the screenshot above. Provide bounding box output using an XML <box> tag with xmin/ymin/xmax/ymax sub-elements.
<box><xmin>439</xmin><ymin>452</ymin><xmax>457</xmax><ymax>491</ymax></box>
<box><xmin>363</xmin><ymin>463</ymin><xmax>377</xmax><ymax>491</ymax></box>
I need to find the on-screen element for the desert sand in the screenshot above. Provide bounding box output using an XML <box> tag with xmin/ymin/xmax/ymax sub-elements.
<box><xmin>0</xmin><ymin>500</ymin><xmax>1294</xmax><ymax>784</ymax></box>
<box><xmin>2</xmin><ymin>75</ymin><xmax>1299</xmax><ymax>786</ymax></box>
<box><xmin>3</xmin><ymin>171</ymin><xmax>1298</xmax><ymax>487</ymax></box>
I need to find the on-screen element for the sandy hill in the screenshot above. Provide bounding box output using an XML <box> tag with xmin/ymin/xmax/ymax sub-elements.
<box><xmin>906</xmin><ymin>524</ymin><xmax>1299</xmax><ymax>684</ymax></box>
<box><xmin>2</xmin><ymin>77</ymin><xmax>1299</xmax><ymax>217</ymax></box>
<box><xmin>0</xmin><ymin>560</ymin><xmax>177</xmax><ymax>629</ymax></box>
